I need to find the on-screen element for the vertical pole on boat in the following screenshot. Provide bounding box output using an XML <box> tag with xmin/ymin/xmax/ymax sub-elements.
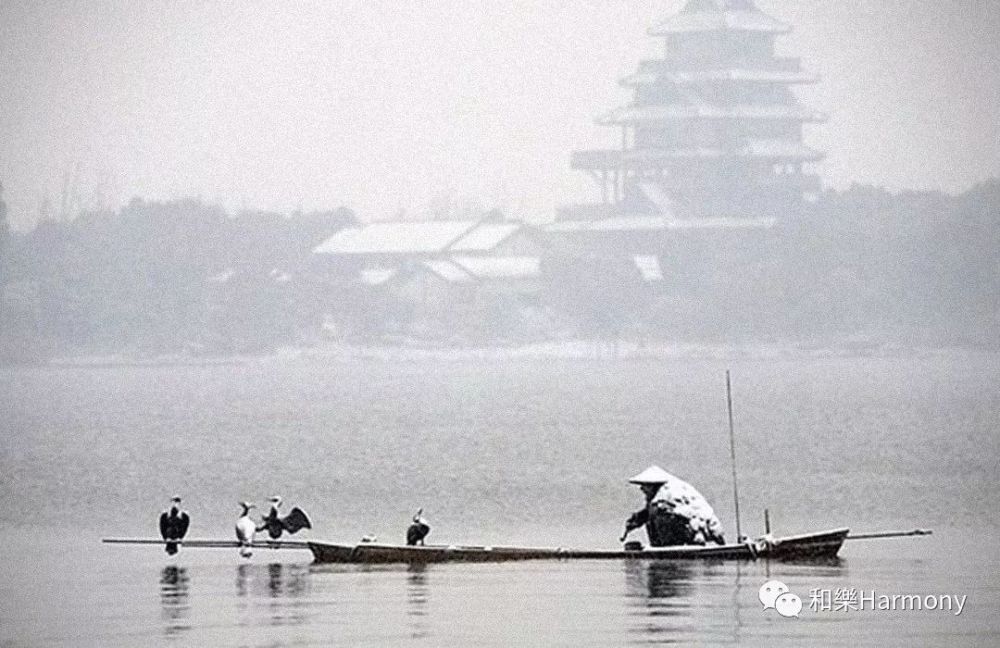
<box><xmin>726</xmin><ymin>370</ymin><xmax>743</xmax><ymax>542</ymax></box>
<box><xmin>764</xmin><ymin>508</ymin><xmax>771</xmax><ymax>534</ymax></box>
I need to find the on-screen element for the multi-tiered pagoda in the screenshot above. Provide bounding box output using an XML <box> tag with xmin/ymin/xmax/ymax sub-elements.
<box><xmin>568</xmin><ymin>0</ymin><xmax>824</xmax><ymax>222</ymax></box>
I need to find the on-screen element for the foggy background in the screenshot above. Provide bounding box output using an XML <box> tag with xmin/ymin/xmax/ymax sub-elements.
<box><xmin>2</xmin><ymin>0</ymin><xmax>998</xmax><ymax>228</ymax></box>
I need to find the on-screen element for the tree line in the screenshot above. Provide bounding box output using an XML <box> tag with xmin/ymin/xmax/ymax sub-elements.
<box><xmin>0</xmin><ymin>180</ymin><xmax>997</xmax><ymax>362</ymax></box>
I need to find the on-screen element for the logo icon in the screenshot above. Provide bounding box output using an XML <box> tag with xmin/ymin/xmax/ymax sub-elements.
<box><xmin>759</xmin><ymin>580</ymin><xmax>802</xmax><ymax>618</ymax></box>
<box><xmin>759</xmin><ymin>580</ymin><xmax>788</xmax><ymax>610</ymax></box>
<box><xmin>775</xmin><ymin>592</ymin><xmax>803</xmax><ymax>618</ymax></box>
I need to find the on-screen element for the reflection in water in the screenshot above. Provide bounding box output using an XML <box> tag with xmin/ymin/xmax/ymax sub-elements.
<box><xmin>624</xmin><ymin>561</ymin><xmax>696</xmax><ymax>642</ymax></box>
<box><xmin>406</xmin><ymin>564</ymin><xmax>430</xmax><ymax>640</ymax></box>
<box><xmin>159</xmin><ymin>566</ymin><xmax>191</xmax><ymax>638</ymax></box>
<box><xmin>236</xmin><ymin>563</ymin><xmax>251</xmax><ymax>599</ymax></box>
<box><xmin>232</xmin><ymin>562</ymin><xmax>312</xmax><ymax>628</ymax></box>
<box><xmin>731</xmin><ymin>561</ymin><xmax>744</xmax><ymax>644</ymax></box>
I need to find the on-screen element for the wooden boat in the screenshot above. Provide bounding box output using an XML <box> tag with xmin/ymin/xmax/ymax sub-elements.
<box><xmin>305</xmin><ymin>527</ymin><xmax>850</xmax><ymax>564</ymax></box>
<box><xmin>104</xmin><ymin>527</ymin><xmax>850</xmax><ymax>564</ymax></box>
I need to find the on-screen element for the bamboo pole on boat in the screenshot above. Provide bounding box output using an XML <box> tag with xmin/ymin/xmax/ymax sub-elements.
<box><xmin>726</xmin><ymin>370</ymin><xmax>743</xmax><ymax>542</ymax></box>
<box><xmin>101</xmin><ymin>538</ymin><xmax>311</xmax><ymax>549</ymax></box>
<box><xmin>845</xmin><ymin>529</ymin><xmax>933</xmax><ymax>540</ymax></box>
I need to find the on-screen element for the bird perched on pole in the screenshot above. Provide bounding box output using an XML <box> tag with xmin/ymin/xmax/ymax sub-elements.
<box><xmin>406</xmin><ymin>508</ymin><xmax>431</xmax><ymax>546</ymax></box>
<box><xmin>257</xmin><ymin>496</ymin><xmax>312</xmax><ymax>540</ymax></box>
<box><xmin>235</xmin><ymin>502</ymin><xmax>257</xmax><ymax>558</ymax></box>
<box><xmin>159</xmin><ymin>496</ymin><xmax>190</xmax><ymax>556</ymax></box>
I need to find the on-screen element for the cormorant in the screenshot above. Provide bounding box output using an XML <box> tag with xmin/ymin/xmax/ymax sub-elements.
<box><xmin>159</xmin><ymin>496</ymin><xmax>190</xmax><ymax>556</ymax></box>
<box><xmin>257</xmin><ymin>496</ymin><xmax>312</xmax><ymax>540</ymax></box>
<box><xmin>235</xmin><ymin>502</ymin><xmax>257</xmax><ymax>558</ymax></box>
<box><xmin>406</xmin><ymin>509</ymin><xmax>431</xmax><ymax>546</ymax></box>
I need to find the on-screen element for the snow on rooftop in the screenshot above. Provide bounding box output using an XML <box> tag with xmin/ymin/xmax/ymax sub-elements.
<box><xmin>448</xmin><ymin>223</ymin><xmax>522</xmax><ymax>252</ymax></box>
<box><xmin>634</xmin><ymin>255</ymin><xmax>664</xmax><ymax>282</ymax></box>
<box><xmin>600</xmin><ymin>103</ymin><xmax>826</xmax><ymax>124</ymax></box>
<box><xmin>622</xmin><ymin>140</ymin><xmax>823</xmax><ymax>162</ymax></box>
<box><xmin>622</xmin><ymin>69</ymin><xmax>818</xmax><ymax>87</ymax></box>
<box><xmin>422</xmin><ymin>260</ymin><xmax>475</xmax><ymax>283</ymax></box>
<box><xmin>314</xmin><ymin>221</ymin><xmax>478</xmax><ymax>255</ymax></box>
<box><xmin>360</xmin><ymin>268</ymin><xmax>397</xmax><ymax>286</ymax></box>
<box><xmin>453</xmin><ymin>256</ymin><xmax>541</xmax><ymax>280</ymax></box>
<box><xmin>545</xmin><ymin>216</ymin><xmax>776</xmax><ymax>233</ymax></box>
<box><xmin>314</xmin><ymin>220</ymin><xmax>527</xmax><ymax>256</ymax></box>
<box><xmin>650</xmin><ymin>10</ymin><xmax>790</xmax><ymax>35</ymax></box>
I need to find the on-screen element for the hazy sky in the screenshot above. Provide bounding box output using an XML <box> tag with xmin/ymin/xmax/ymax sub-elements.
<box><xmin>1</xmin><ymin>1</ymin><xmax>998</xmax><ymax>229</ymax></box>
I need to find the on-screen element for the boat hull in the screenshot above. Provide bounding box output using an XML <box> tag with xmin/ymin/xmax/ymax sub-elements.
<box><xmin>307</xmin><ymin>528</ymin><xmax>849</xmax><ymax>564</ymax></box>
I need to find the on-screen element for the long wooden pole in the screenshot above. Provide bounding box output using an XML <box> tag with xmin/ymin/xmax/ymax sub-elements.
<box><xmin>845</xmin><ymin>529</ymin><xmax>933</xmax><ymax>541</ymax></box>
<box><xmin>726</xmin><ymin>370</ymin><xmax>743</xmax><ymax>542</ymax></box>
<box><xmin>101</xmin><ymin>538</ymin><xmax>311</xmax><ymax>550</ymax></box>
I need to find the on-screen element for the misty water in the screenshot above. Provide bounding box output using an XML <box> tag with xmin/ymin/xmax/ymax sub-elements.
<box><xmin>2</xmin><ymin>351</ymin><xmax>999</xmax><ymax>646</ymax></box>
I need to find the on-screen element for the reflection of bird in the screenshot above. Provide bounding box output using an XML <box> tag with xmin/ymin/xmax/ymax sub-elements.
<box><xmin>235</xmin><ymin>502</ymin><xmax>257</xmax><ymax>558</ymax></box>
<box><xmin>406</xmin><ymin>509</ymin><xmax>431</xmax><ymax>546</ymax></box>
<box><xmin>257</xmin><ymin>496</ymin><xmax>312</xmax><ymax>540</ymax></box>
<box><xmin>159</xmin><ymin>496</ymin><xmax>190</xmax><ymax>556</ymax></box>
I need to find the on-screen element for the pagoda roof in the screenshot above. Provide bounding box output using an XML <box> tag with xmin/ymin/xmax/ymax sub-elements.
<box><xmin>599</xmin><ymin>103</ymin><xmax>826</xmax><ymax>124</ymax></box>
<box><xmin>629</xmin><ymin>139</ymin><xmax>823</xmax><ymax>162</ymax></box>
<box><xmin>650</xmin><ymin>7</ymin><xmax>790</xmax><ymax>35</ymax></box>
<box><xmin>621</xmin><ymin>68</ymin><xmax>818</xmax><ymax>86</ymax></box>
<box><xmin>571</xmin><ymin>140</ymin><xmax>823</xmax><ymax>170</ymax></box>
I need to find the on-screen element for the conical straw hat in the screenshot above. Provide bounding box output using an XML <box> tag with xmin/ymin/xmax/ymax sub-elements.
<box><xmin>628</xmin><ymin>465</ymin><xmax>676</xmax><ymax>485</ymax></box>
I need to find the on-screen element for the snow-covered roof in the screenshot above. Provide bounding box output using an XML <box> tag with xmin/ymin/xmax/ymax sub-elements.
<box><xmin>314</xmin><ymin>220</ymin><xmax>527</xmax><ymax>256</ymax></box>
<box><xmin>621</xmin><ymin>68</ymin><xmax>818</xmax><ymax>86</ymax></box>
<box><xmin>650</xmin><ymin>10</ymin><xmax>790</xmax><ymax>35</ymax></box>
<box><xmin>453</xmin><ymin>256</ymin><xmax>541</xmax><ymax>280</ymax></box>
<box><xmin>360</xmin><ymin>268</ymin><xmax>398</xmax><ymax>286</ymax></box>
<box><xmin>314</xmin><ymin>221</ymin><xmax>477</xmax><ymax>255</ymax></box>
<box><xmin>634</xmin><ymin>255</ymin><xmax>664</xmax><ymax>282</ymax></box>
<box><xmin>449</xmin><ymin>223</ymin><xmax>522</xmax><ymax>252</ymax></box>
<box><xmin>621</xmin><ymin>140</ymin><xmax>823</xmax><ymax>162</ymax></box>
<box><xmin>422</xmin><ymin>260</ymin><xmax>476</xmax><ymax>283</ymax></box>
<box><xmin>743</xmin><ymin>139</ymin><xmax>824</xmax><ymax>160</ymax></box>
<box><xmin>599</xmin><ymin>103</ymin><xmax>827</xmax><ymax>124</ymax></box>
<box><xmin>545</xmin><ymin>216</ymin><xmax>776</xmax><ymax>233</ymax></box>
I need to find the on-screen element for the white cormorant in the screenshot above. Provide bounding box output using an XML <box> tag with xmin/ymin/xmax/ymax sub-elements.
<box><xmin>235</xmin><ymin>502</ymin><xmax>257</xmax><ymax>558</ymax></box>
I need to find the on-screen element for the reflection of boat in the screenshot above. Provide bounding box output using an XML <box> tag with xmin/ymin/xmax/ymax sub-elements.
<box><xmin>304</xmin><ymin>527</ymin><xmax>849</xmax><ymax>564</ymax></box>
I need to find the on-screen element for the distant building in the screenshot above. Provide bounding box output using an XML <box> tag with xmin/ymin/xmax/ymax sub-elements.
<box><xmin>565</xmin><ymin>0</ymin><xmax>823</xmax><ymax>223</ymax></box>
<box><xmin>312</xmin><ymin>218</ymin><xmax>546</xmax><ymax>339</ymax></box>
<box><xmin>314</xmin><ymin>219</ymin><xmax>538</xmax><ymax>261</ymax></box>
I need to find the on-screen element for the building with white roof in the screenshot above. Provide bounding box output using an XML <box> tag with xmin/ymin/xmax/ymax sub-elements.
<box><xmin>313</xmin><ymin>218</ymin><xmax>536</xmax><ymax>261</ymax></box>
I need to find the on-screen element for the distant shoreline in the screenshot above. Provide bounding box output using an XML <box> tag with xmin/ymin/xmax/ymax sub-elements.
<box><xmin>8</xmin><ymin>339</ymin><xmax>994</xmax><ymax>368</ymax></box>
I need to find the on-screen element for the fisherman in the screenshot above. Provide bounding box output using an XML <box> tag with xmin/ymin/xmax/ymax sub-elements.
<box><xmin>619</xmin><ymin>466</ymin><xmax>725</xmax><ymax>547</ymax></box>
<box><xmin>406</xmin><ymin>509</ymin><xmax>431</xmax><ymax>546</ymax></box>
<box><xmin>159</xmin><ymin>495</ymin><xmax>190</xmax><ymax>556</ymax></box>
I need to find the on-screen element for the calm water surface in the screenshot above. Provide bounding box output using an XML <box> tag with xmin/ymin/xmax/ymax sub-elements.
<box><xmin>2</xmin><ymin>352</ymin><xmax>999</xmax><ymax>646</ymax></box>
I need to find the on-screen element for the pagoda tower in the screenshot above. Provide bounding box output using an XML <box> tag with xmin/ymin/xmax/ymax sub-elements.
<box><xmin>569</xmin><ymin>0</ymin><xmax>824</xmax><ymax>221</ymax></box>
